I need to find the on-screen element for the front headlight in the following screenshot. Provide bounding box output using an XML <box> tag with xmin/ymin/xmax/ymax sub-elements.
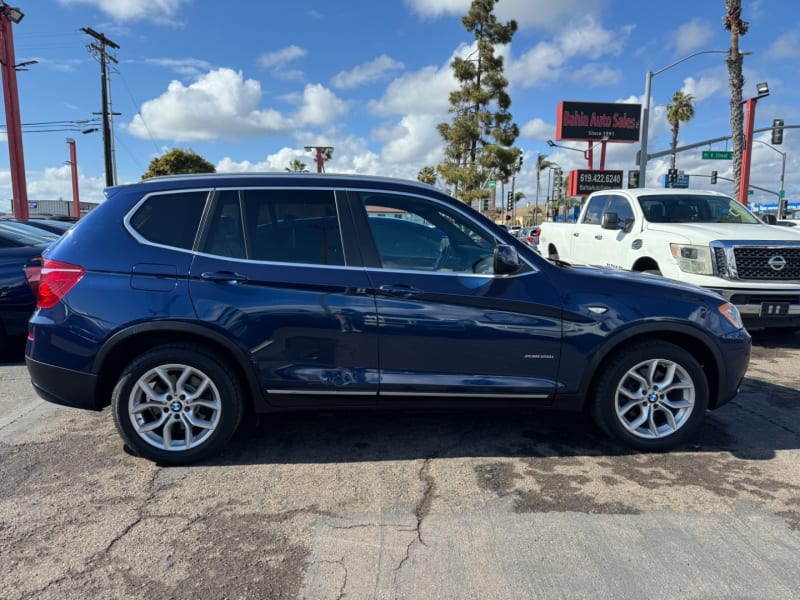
<box><xmin>718</xmin><ymin>302</ymin><xmax>744</xmax><ymax>330</ymax></box>
<box><xmin>669</xmin><ymin>243</ymin><xmax>713</xmax><ymax>275</ymax></box>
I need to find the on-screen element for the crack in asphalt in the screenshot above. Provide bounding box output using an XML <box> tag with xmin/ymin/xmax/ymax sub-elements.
<box><xmin>392</xmin><ymin>425</ymin><xmax>478</xmax><ymax>588</ymax></box>
<box><xmin>320</xmin><ymin>557</ymin><xmax>348</xmax><ymax>600</ymax></box>
<box><xmin>21</xmin><ymin>467</ymin><xmax>162</xmax><ymax>600</ymax></box>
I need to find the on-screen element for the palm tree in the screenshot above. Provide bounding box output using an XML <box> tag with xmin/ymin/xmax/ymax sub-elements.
<box><xmin>285</xmin><ymin>159</ymin><xmax>309</xmax><ymax>173</ymax></box>
<box><xmin>417</xmin><ymin>166</ymin><xmax>437</xmax><ymax>186</ymax></box>
<box><xmin>666</xmin><ymin>91</ymin><xmax>695</xmax><ymax>170</ymax></box>
<box><xmin>724</xmin><ymin>0</ymin><xmax>748</xmax><ymax>199</ymax></box>
<box><xmin>534</xmin><ymin>153</ymin><xmax>554</xmax><ymax>225</ymax></box>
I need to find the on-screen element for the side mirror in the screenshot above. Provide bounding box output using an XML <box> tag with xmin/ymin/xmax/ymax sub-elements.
<box><xmin>494</xmin><ymin>244</ymin><xmax>521</xmax><ymax>275</ymax></box>
<box><xmin>601</xmin><ymin>211</ymin><xmax>620</xmax><ymax>230</ymax></box>
<box><xmin>763</xmin><ymin>214</ymin><xmax>777</xmax><ymax>225</ymax></box>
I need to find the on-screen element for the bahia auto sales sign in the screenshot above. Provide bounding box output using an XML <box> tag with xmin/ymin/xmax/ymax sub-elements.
<box><xmin>556</xmin><ymin>101</ymin><xmax>641</xmax><ymax>143</ymax></box>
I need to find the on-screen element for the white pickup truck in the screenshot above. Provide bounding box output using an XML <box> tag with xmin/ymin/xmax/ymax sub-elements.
<box><xmin>537</xmin><ymin>188</ymin><xmax>800</xmax><ymax>330</ymax></box>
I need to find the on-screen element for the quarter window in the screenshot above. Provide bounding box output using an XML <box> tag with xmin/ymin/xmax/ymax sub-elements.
<box><xmin>129</xmin><ymin>190</ymin><xmax>209</xmax><ymax>249</ymax></box>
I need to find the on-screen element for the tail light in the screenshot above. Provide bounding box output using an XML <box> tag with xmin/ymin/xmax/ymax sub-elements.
<box><xmin>23</xmin><ymin>257</ymin><xmax>43</xmax><ymax>298</ymax></box>
<box><xmin>36</xmin><ymin>259</ymin><xmax>85</xmax><ymax>308</ymax></box>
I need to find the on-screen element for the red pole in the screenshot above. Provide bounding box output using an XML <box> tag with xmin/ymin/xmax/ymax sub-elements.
<box><xmin>315</xmin><ymin>147</ymin><xmax>323</xmax><ymax>173</ymax></box>
<box><xmin>67</xmin><ymin>138</ymin><xmax>80</xmax><ymax>219</ymax></box>
<box><xmin>587</xmin><ymin>141</ymin><xmax>594</xmax><ymax>170</ymax></box>
<box><xmin>0</xmin><ymin>10</ymin><xmax>28</xmax><ymax>220</ymax></box>
<box><xmin>599</xmin><ymin>140</ymin><xmax>607</xmax><ymax>170</ymax></box>
<box><xmin>739</xmin><ymin>97</ymin><xmax>757</xmax><ymax>206</ymax></box>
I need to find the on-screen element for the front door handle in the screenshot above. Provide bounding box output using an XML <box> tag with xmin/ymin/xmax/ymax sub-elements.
<box><xmin>378</xmin><ymin>284</ymin><xmax>422</xmax><ymax>298</ymax></box>
<box><xmin>594</xmin><ymin>234</ymin><xmax>603</xmax><ymax>240</ymax></box>
<box><xmin>201</xmin><ymin>271</ymin><xmax>248</xmax><ymax>284</ymax></box>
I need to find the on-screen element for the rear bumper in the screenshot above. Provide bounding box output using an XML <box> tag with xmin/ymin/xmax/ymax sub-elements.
<box><xmin>26</xmin><ymin>357</ymin><xmax>103</xmax><ymax>411</ymax></box>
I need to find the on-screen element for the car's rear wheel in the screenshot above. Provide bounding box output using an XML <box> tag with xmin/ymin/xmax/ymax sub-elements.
<box><xmin>592</xmin><ymin>341</ymin><xmax>709</xmax><ymax>451</ymax></box>
<box><xmin>112</xmin><ymin>345</ymin><xmax>244</xmax><ymax>465</ymax></box>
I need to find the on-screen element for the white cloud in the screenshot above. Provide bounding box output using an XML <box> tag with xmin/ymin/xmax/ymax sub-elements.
<box><xmin>368</xmin><ymin>62</ymin><xmax>456</xmax><ymax>117</ymax></box>
<box><xmin>293</xmin><ymin>84</ymin><xmax>349</xmax><ymax>126</ymax></box>
<box><xmin>569</xmin><ymin>64</ymin><xmax>623</xmax><ymax>87</ymax></box>
<box><xmin>144</xmin><ymin>58</ymin><xmax>214</xmax><ymax>77</ymax></box>
<box><xmin>331</xmin><ymin>55</ymin><xmax>405</xmax><ymax>89</ymax></box>
<box><xmin>508</xmin><ymin>42</ymin><xmax>564</xmax><ymax>87</ymax></box>
<box><xmin>57</xmin><ymin>0</ymin><xmax>188</xmax><ymax>23</ymax></box>
<box><xmin>373</xmin><ymin>114</ymin><xmax>444</xmax><ymax>166</ymax></box>
<box><xmin>404</xmin><ymin>0</ymin><xmax>605</xmax><ymax>30</ymax></box>
<box><xmin>126</xmin><ymin>69</ymin><xmax>348</xmax><ymax>142</ymax></box>
<box><xmin>556</xmin><ymin>16</ymin><xmax>630</xmax><ymax>59</ymax></box>
<box><xmin>672</xmin><ymin>19</ymin><xmax>715</xmax><ymax>55</ymax></box>
<box><xmin>520</xmin><ymin>118</ymin><xmax>553</xmax><ymax>139</ymax></box>
<box><xmin>680</xmin><ymin>74</ymin><xmax>725</xmax><ymax>104</ymax></box>
<box><xmin>766</xmin><ymin>32</ymin><xmax>800</xmax><ymax>60</ymax></box>
<box><xmin>258</xmin><ymin>45</ymin><xmax>308</xmax><ymax>69</ymax></box>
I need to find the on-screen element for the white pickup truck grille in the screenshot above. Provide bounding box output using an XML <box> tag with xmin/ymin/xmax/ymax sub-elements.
<box><xmin>712</xmin><ymin>242</ymin><xmax>800</xmax><ymax>281</ymax></box>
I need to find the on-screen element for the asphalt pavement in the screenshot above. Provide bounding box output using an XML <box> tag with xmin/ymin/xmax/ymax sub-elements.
<box><xmin>1</xmin><ymin>332</ymin><xmax>799</xmax><ymax>599</ymax></box>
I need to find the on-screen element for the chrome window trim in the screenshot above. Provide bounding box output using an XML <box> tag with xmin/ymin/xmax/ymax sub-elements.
<box><xmin>122</xmin><ymin>184</ymin><xmax>540</xmax><ymax>278</ymax></box>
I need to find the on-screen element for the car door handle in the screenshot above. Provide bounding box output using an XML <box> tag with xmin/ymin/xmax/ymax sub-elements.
<box><xmin>573</xmin><ymin>232</ymin><xmax>580</xmax><ymax>237</ymax></box>
<box><xmin>594</xmin><ymin>234</ymin><xmax>603</xmax><ymax>240</ymax></box>
<box><xmin>200</xmin><ymin>271</ymin><xmax>248</xmax><ymax>284</ymax></box>
<box><xmin>378</xmin><ymin>284</ymin><xmax>422</xmax><ymax>297</ymax></box>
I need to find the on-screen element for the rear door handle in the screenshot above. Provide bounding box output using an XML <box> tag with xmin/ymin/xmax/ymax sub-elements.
<box><xmin>200</xmin><ymin>271</ymin><xmax>248</xmax><ymax>284</ymax></box>
<box><xmin>379</xmin><ymin>284</ymin><xmax>422</xmax><ymax>298</ymax></box>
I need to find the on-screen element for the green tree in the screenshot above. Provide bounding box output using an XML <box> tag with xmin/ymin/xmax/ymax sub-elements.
<box><xmin>534</xmin><ymin>153</ymin><xmax>555</xmax><ymax>224</ymax></box>
<box><xmin>142</xmin><ymin>148</ymin><xmax>215</xmax><ymax>179</ymax></box>
<box><xmin>436</xmin><ymin>0</ymin><xmax>520</xmax><ymax>206</ymax></box>
<box><xmin>285</xmin><ymin>159</ymin><xmax>309</xmax><ymax>173</ymax></box>
<box><xmin>417</xmin><ymin>166</ymin><xmax>437</xmax><ymax>186</ymax></box>
<box><xmin>724</xmin><ymin>0</ymin><xmax>748</xmax><ymax>199</ymax></box>
<box><xmin>666</xmin><ymin>91</ymin><xmax>695</xmax><ymax>170</ymax></box>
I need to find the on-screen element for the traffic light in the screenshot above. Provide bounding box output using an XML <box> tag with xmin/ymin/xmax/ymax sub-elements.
<box><xmin>628</xmin><ymin>170</ymin><xmax>639</xmax><ymax>188</ymax></box>
<box><xmin>779</xmin><ymin>198</ymin><xmax>789</xmax><ymax>218</ymax></box>
<box><xmin>710</xmin><ymin>170</ymin><xmax>717</xmax><ymax>184</ymax></box>
<box><xmin>482</xmin><ymin>198</ymin><xmax>489</xmax><ymax>211</ymax></box>
<box><xmin>506</xmin><ymin>191</ymin><xmax>513</xmax><ymax>211</ymax></box>
<box><xmin>667</xmin><ymin>168</ymin><xmax>678</xmax><ymax>185</ymax></box>
<box><xmin>772</xmin><ymin>118</ymin><xmax>784</xmax><ymax>145</ymax></box>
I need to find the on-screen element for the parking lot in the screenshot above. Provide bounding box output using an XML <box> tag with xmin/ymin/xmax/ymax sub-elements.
<box><xmin>1</xmin><ymin>332</ymin><xmax>799</xmax><ymax>600</ymax></box>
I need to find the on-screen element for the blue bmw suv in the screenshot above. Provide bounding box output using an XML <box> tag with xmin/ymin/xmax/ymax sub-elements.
<box><xmin>26</xmin><ymin>174</ymin><xmax>751</xmax><ymax>464</ymax></box>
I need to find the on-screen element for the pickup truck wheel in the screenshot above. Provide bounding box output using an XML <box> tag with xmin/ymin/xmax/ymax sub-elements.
<box><xmin>111</xmin><ymin>345</ymin><xmax>244</xmax><ymax>465</ymax></box>
<box><xmin>592</xmin><ymin>341</ymin><xmax>708</xmax><ymax>451</ymax></box>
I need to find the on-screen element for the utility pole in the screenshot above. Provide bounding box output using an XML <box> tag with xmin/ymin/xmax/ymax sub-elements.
<box><xmin>65</xmin><ymin>138</ymin><xmax>80</xmax><ymax>218</ymax></box>
<box><xmin>81</xmin><ymin>27</ymin><xmax>119</xmax><ymax>187</ymax></box>
<box><xmin>304</xmin><ymin>145</ymin><xmax>334</xmax><ymax>173</ymax></box>
<box><xmin>0</xmin><ymin>2</ymin><xmax>28</xmax><ymax>220</ymax></box>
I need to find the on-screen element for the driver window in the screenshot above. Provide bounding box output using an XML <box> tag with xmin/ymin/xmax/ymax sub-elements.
<box><xmin>357</xmin><ymin>192</ymin><xmax>495</xmax><ymax>273</ymax></box>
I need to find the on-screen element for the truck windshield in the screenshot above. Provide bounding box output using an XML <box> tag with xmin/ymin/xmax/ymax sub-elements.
<box><xmin>638</xmin><ymin>194</ymin><xmax>761</xmax><ymax>224</ymax></box>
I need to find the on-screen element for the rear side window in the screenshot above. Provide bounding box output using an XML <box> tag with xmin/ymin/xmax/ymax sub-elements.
<box><xmin>130</xmin><ymin>190</ymin><xmax>208</xmax><ymax>250</ymax></box>
<box><xmin>198</xmin><ymin>188</ymin><xmax>344</xmax><ymax>266</ymax></box>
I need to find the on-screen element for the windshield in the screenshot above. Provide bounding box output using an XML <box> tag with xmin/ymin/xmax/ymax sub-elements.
<box><xmin>638</xmin><ymin>194</ymin><xmax>761</xmax><ymax>224</ymax></box>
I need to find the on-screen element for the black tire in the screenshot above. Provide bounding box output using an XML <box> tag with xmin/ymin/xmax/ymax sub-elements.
<box><xmin>112</xmin><ymin>345</ymin><xmax>244</xmax><ymax>465</ymax></box>
<box><xmin>591</xmin><ymin>341</ymin><xmax>709</xmax><ymax>451</ymax></box>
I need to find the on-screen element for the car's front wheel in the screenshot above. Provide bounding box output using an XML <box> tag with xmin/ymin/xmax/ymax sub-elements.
<box><xmin>112</xmin><ymin>345</ymin><xmax>244</xmax><ymax>465</ymax></box>
<box><xmin>592</xmin><ymin>341</ymin><xmax>709</xmax><ymax>451</ymax></box>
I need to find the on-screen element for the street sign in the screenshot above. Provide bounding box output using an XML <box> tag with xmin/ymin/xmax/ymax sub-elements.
<box><xmin>486</xmin><ymin>180</ymin><xmax>496</xmax><ymax>188</ymax></box>
<box><xmin>779</xmin><ymin>189</ymin><xmax>786</xmax><ymax>199</ymax></box>
<box><xmin>662</xmin><ymin>174</ymin><xmax>689</xmax><ymax>189</ymax></box>
<box><xmin>702</xmin><ymin>150</ymin><xmax>733</xmax><ymax>160</ymax></box>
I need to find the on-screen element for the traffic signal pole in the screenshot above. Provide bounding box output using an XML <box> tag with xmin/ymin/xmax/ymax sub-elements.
<box><xmin>739</xmin><ymin>97</ymin><xmax>758</xmax><ymax>207</ymax></box>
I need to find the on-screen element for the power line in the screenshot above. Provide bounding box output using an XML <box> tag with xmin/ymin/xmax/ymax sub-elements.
<box><xmin>111</xmin><ymin>65</ymin><xmax>160</xmax><ymax>153</ymax></box>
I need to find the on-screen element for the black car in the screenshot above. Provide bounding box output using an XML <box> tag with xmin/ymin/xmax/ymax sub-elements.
<box><xmin>0</xmin><ymin>221</ymin><xmax>55</xmax><ymax>353</ymax></box>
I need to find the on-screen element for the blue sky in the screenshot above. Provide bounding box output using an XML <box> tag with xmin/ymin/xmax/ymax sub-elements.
<box><xmin>1</xmin><ymin>0</ymin><xmax>799</xmax><ymax>213</ymax></box>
